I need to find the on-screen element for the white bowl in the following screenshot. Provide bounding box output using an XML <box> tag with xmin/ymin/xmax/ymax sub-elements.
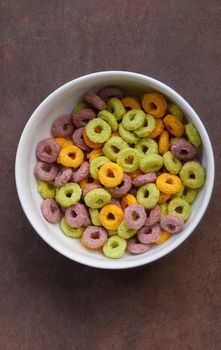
<box><xmin>15</xmin><ymin>71</ymin><xmax>214</xmax><ymax>269</ymax></box>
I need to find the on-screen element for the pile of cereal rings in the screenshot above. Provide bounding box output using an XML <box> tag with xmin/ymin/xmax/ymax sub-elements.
<box><xmin>34</xmin><ymin>86</ymin><xmax>205</xmax><ymax>259</ymax></box>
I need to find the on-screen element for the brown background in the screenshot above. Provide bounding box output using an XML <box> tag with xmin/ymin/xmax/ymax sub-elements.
<box><xmin>1</xmin><ymin>1</ymin><xmax>221</xmax><ymax>349</ymax></box>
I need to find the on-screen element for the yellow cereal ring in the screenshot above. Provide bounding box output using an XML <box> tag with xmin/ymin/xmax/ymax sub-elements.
<box><xmin>157</xmin><ymin>192</ymin><xmax>171</xmax><ymax>204</ymax></box>
<box><xmin>156</xmin><ymin>173</ymin><xmax>182</xmax><ymax>195</ymax></box>
<box><xmin>58</xmin><ymin>145</ymin><xmax>84</xmax><ymax>168</ymax></box>
<box><xmin>55</xmin><ymin>138</ymin><xmax>74</xmax><ymax>148</ymax></box>
<box><xmin>148</xmin><ymin>119</ymin><xmax>164</xmax><ymax>138</ymax></box>
<box><xmin>155</xmin><ymin>231</ymin><xmax>170</xmax><ymax>244</ymax></box>
<box><xmin>158</xmin><ymin>130</ymin><xmax>170</xmax><ymax>155</ymax></box>
<box><xmin>83</xmin><ymin>130</ymin><xmax>103</xmax><ymax>149</ymax></box>
<box><xmin>142</xmin><ymin>92</ymin><xmax>167</xmax><ymax>118</ymax></box>
<box><xmin>129</xmin><ymin>169</ymin><xmax>143</xmax><ymax>180</ymax></box>
<box><xmin>121</xmin><ymin>194</ymin><xmax>137</xmax><ymax>211</ymax></box>
<box><xmin>163</xmin><ymin>114</ymin><xmax>184</xmax><ymax>137</ymax></box>
<box><xmin>79</xmin><ymin>177</ymin><xmax>99</xmax><ymax>189</ymax></box>
<box><xmin>87</xmin><ymin>148</ymin><xmax>103</xmax><ymax>162</ymax></box>
<box><xmin>99</xmin><ymin>204</ymin><xmax>124</xmax><ymax>230</ymax></box>
<box><xmin>121</xmin><ymin>97</ymin><xmax>141</xmax><ymax>110</ymax></box>
<box><xmin>98</xmin><ymin>162</ymin><xmax>124</xmax><ymax>188</ymax></box>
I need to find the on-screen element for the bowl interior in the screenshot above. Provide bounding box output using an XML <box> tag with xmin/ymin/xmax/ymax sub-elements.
<box><xmin>15</xmin><ymin>72</ymin><xmax>214</xmax><ymax>269</ymax></box>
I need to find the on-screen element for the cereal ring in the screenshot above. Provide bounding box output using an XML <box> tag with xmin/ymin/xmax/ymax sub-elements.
<box><xmin>140</xmin><ymin>154</ymin><xmax>164</xmax><ymax>173</ymax></box>
<box><xmin>88</xmin><ymin>148</ymin><xmax>103</xmax><ymax>162</ymax></box>
<box><xmin>181</xmin><ymin>187</ymin><xmax>198</xmax><ymax>204</ymax></box>
<box><xmin>167</xmin><ymin>198</ymin><xmax>190</xmax><ymax>221</ymax></box>
<box><xmin>137</xmin><ymin>183</ymin><xmax>160</xmax><ymax>209</ymax></box>
<box><xmin>83</xmin><ymin>92</ymin><xmax>106</xmax><ymax>110</ymax></box>
<box><xmin>41</xmin><ymin>199</ymin><xmax>61</xmax><ymax>223</ymax></box>
<box><xmin>84</xmin><ymin>188</ymin><xmax>111</xmax><ymax>208</ymax></box>
<box><xmin>102</xmin><ymin>136</ymin><xmax>128</xmax><ymax>161</ymax></box>
<box><xmin>118</xmin><ymin>123</ymin><xmax>139</xmax><ymax>144</ymax></box>
<box><xmin>54</xmin><ymin>167</ymin><xmax>73</xmax><ymax>187</ymax></box>
<box><xmin>185</xmin><ymin>123</ymin><xmax>201</xmax><ymax>147</ymax></box>
<box><xmin>117</xmin><ymin>148</ymin><xmax>141</xmax><ymax>173</ymax></box>
<box><xmin>135</xmin><ymin>138</ymin><xmax>158</xmax><ymax>156</ymax></box>
<box><xmin>89</xmin><ymin>208</ymin><xmax>102</xmax><ymax>226</ymax></box>
<box><xmin>155</xmin><ymin>230</ymin><xmax>170</xmax><ymax>244</ymax></box>
<box><xmin>98</xmin><ymin>162</ymin><xmax>124</xmax><ymax>188</ymax></box>
<box><xmin>137</xmin><ymin>223</ymin><xmax>161</xmax><ymax>244</ymax></box>
<box><xmin>121</xmin><ymin>194</ymin><xmax>137</xmax><ymax>211</ymax></box>
<box><xmin>149</xmin><ymin>119</ymin><xmax>164</xmax><ymax>138</ymax></box>
<box><xmin>160</xmin><ymin>203</ymin><xmax>168</xmax><ymax>218</ymax></box>
<box><xmin>72</xmin><ymin>108</ymin><xmax>96</xmax><ymax>128</ymax></box>
<box><xmin>65</xmin><ymin>203</ymin><xmax>90</xmax><ymax>228</ymax></box>
<box><xmin>79</xmin><ymin>176</ymin><xmax>99</xmax><ymax>189</ymax></box>
<box><xmin>170</xmin><ymin>137</ymin><xmax>181</xmax><ymax>148</ymax></box>
<box><xmin>121</xmin><ymin>97</ymin><xmax>141</xmax><ymax>110</ymax></box>
<box><xmin>122</xmin><ymin>109</ymin><xmax>145</xmax><ymax>131</ymax></box>
<box><xmin>81</xmin><ymin>226</ymin><xmax>108</xmax><ymax>250</ymax></box>
<box><xmin>106</xmin><ymin>97</ymin><xmax>126</xmax><ymax>121</ymax></box>
<box><xmin>163</xmin><ymin>114</ymin><xmax>184</xmax><ymax>137</ymax></box>
<box><xmin>58</xmin><ymin>145</ymin><xmax>84</xmax><ymax>168</ymax></box>
<box><xmin>129</xmin><ymin>169</ymin><xmax>143</xmax><ymax>180</ymax></box>
<box><xmin>179</xmin><ymin>161</ymin><xmax>205</xmax><ymax>189</ymax></box>
<box><xmin>134</xmin><ymin>114</ymin><xmax>156</xmax><ymax>138</ymax></box>
<box><xmin>72</xmin><ymin>101</ymin><xmax>88</xmax><ymax>113</ymax></box>
<box><xmin>36</xmin><ymin>138</ymin><xmax>60</xmax><ymax>163</ymax></box>
<box><xmin>127</xmin><ymin>237</ymin><xmax>151</xmax><ymax>254</ymax></box>
<box><xmin>103</xmin><ymin>235</ymin><xmax>127</xmax><ymax>258</ymax></box>
<box><xmin>158</xmin><ymin>192</ymin><xmax>171</xmax><ymax>204</ymax></box>
<box><xmin>173</xmin><ymin>183</ymin><xmax>184</xmax><ymax>198</ymax></box>
<box><xmin>72</xmin><ymin>161</ymin><xmax>90</xmax><ymax>183</ymax></box>
<box><xmin>167</xmin><ymin>103</ymin><xmax>184</xmax><ymax>121</ymax></box>
<box><xmin>56</xmin><ymin>139</ymin><xmax>74</xmax><ymax>149</ymax></box>
<box><xmin>109</xmin><ymin>174</ymin><xmax>132</xmax><ymax>197</ymax></box>
<box><xmin>98</xmin><ymin>110</ymin><xmax>118</xmax><ymax>132</ymax></box>
<box><xmin>90</xmin><ymin>156</ymin><xmax>110</xmax><ymax>180</ymax></box>
<box><xmin>51</xmin><ymin>114</ymin><xmax>74</xmax><ymax>138</ymax></box>
<box><xmin>124</xmin><ymin>204</ymin><xmax>147</xmax><ymax>230</ymax></box>
<box><xmin>37</xmin><ymin>180</ymin><xmax>56</xmax><ymax>199</ymax></box>
<box><xmin>158</xmin><ymin>130</ymin><xmax>169</xmax><ymax>155</ymax></box>
<box><xmin>55</xmin><ymin>182</ymin><xmax>82</xmax><ymax>207</ymax></box>
<box><xmin>82</xmin><ymin>184</ymin><xmax>103</xmax><ymax>198</ymax></box>
<box><xmin>163</xmin><ymin>151</ymin><xmax>182</xmax><ymax>174</ymax></box>
<box><xmin>72</xmin><ymin>127</ymin><xmax>91</xmax><ymax>152</ymax></box>
<box><xmin>156</xmin><ymin>173</ymin><xmax>182</xmax><ymax>194</ymax></box>
<box><xmin>60</xmin><ymin>217</ymin><xmax>84</xmax><ymax>238</ymax></box>
<box><xmin>160</xmin><ymin>214</ymin><xmax>184</xmax><ymax>234</ymax></box>
<box><xmin>132</xmin><ymin>173</ymin><xmax>157</xmax><ymax>187</ymax></box>
<box><xmin>99</xmin><ymin>204</ymin><xmax>124</xmax><ymax>230</ymax></box>
<box><xmin>171</xmin><ymin>139</ymin><xmax>197</xmax><ymax>161</ymax></box>
<box><xmin>118</xmin><ymin>221</ymin><xmax>137</xmax><ymax>239</ymax></box>
<box><xmin>142</xmin><ymin>92</ymin><xmax>167</xmax><ymax>118</ymax></box>
<box><xmin>34</xmin><ymin>161</ymin><xmax>59</xmax><ymax>181</ymax></box>
<box><xmin>85</xmin><ymin>118</ymin><xmax>111</xmax><ymax>143</ymax></box>
<box><xmin>97</xmin><ymin>86</ymin><xmax>124</xmax><ymax>101</ymax></box>
<box><xmin>83</xmin><ymin>130</ymin><xmax>102</xmax><ymax>149</ymax></box>
<box><xmin>145</xmin><ymin>205</ymin><xmax>160</xmax><ymax>226</ymax></box>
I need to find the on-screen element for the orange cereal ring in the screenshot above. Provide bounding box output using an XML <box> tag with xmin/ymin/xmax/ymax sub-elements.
<box><xmin>142</xmin><ymin>92</ymin><xmax>167</xmax><ymax>118</ymax></box>
<box><xmin>158</xmin><ymin>130</ymin><xmax>170</xmax><ymax>155</ymax></box>
<box><xmin>98</xmin><ymin>162</ymin><xmax>124</xmax><ymax>188</ymax></box>
<box><xmin>99</xmin><ymin>204</ymin><xmax>124</xmax><ymax>230</ymax></box>
<box><xmin>121</xmin><ymin>97</ymin><xmax>141</xmax><ymax>110</ymax></box>
<box><xmin>121</xmin><ymin>194</ymin><xmax>138</xmax><ymax>211</ymax></box>
<box><xmin>83</xmin><ymin>130</ymin><xmax>102</xmax><ymax>149</ymax></box>
<box><xmin>148</xmin><ymin>119</ymin><xmax>164</xmax><ymax>138</ymax></box>
<box><xmin>157</xmin><ymin>192</ymin><xmax>171</xmax><ymax>204</ymax></box>
<box><xmin>163</xmin><ymin>114</ymin><xmax>184</xmax><ymax>137</ymax></box>
<box><xmin>156</xmin><ymin>173</ymin><xmax>182</xmax><ymax>195</ymax></box>
<box><xmin>155</xmin><ymin>231</ymin><xmax>170</xmax><ymax>244</ymax></box>
<box><xmin>129</xmin><ymin>169</ymin><xmax>143</xmax><ymax>180</ymax></box>
<box><xmin>87</xmin><ymin>148</ymin><xmax>103</xmax><ymax>162</ymax></box>
<box><xmin>79</xmin><ymin>176</ymin><xmax>99</xmax><ymax>189</ymax></box>
<box><xmin>58</xmin><ymin>145</ymin><xmax>84</xmax><ymax>168</ymax></box>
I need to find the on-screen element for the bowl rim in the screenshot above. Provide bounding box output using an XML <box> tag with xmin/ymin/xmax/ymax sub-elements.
<box><xmin>15</xmin><ymin>71</ymin><xmax>215</xmax><ymax>269</ymax></box>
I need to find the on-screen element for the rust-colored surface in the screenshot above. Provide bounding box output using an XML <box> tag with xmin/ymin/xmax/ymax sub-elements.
<box><xmin>1</xmin><ymin>1</ymin><xmax>220</xmax><ymax>349</ymax></box>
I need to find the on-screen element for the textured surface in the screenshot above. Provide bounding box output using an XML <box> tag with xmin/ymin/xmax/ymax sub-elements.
<box><xmin>1</xmin><ymin>1</ymin><xmax>221</xmax><ymax>349</ymax></box>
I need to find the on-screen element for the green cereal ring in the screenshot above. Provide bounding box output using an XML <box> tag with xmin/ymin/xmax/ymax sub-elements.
<box><xmin>55</xmin><ymin>182</ymin><xmax>82</xmax><ymax>207</ymax></box>
<box><xmin>174</xmin><ymin>184</ymin><xmax>184</xmax><ymax>198</ymax></box>
<box><xmin>90</xmin><ymin>156</ymin><xmax>110</xmax><ymax>180</ymax></box>
<box><xmin>140</xmin><ymin>154</ymin><xmax>164</xmax><ymax>173</ymax></box>
<box><xmin>167</xmin><ymin>198</ymin><xmax>191</xmax><ymax>221</ymax></box>
<box><xmin>108</xmin><ymin>230</ymin><xmax>119</xmax><ymax>236</ymax></box>
<box><xmin>103</xmin><ymin>235</ymin><xmax>127</xmax><ymax>259</ymax></box>
<box><xmin>185</xmin><ymin>123</ymin><xmax>201</xmax><ymax>147</ymax></box>
<box><xmin>118</xmin><ymin>221</ymin><xmax>137</xmax><ymax>239</ymax></box>
<box><xmin>106</xmin><ymin>97</ymin><xmax>126</xmax><ymax>121</ymax></box>
<box><xmin>117</xmin><ymin>148</ymin><xmax>141</xmax><ymax>173</ymax></box>
<box><xmin>136</xmin><ymin>138</ymin><xmax>158</xmax><ymax>156</ymax></box>
<box><xmin>85</xmin><ymin>118</ymin><xmax>111</xmax><ymax>143</ymax></box>
<box><xmin>134</xmin><ymin>114</ymin><xmax>156</xmax><ymax>138</ymax></box>
<box><xmin>122</xmin><ymin>109</ymin><xmax>145</xmax><ymax>131</ymax></box>
<box><xmin>160</xmin><ymin>203</ymin><xmax>168</xmax><ymax>218</ymax></box>
<box><xmin>102</xmin><ymin>136</ymin><xmax>128</xmax><ymax>161</ymax></box>
<box><xmin>137</xmin><ymin>183</ymin><xmax>160</xmax><ymax>209</ymax></box>
<box><xmin>163</xmin><ymin>151</ymin><xmax>182</xmax><ymax>174</ymax></box>
<box><xmin>37</xmin><ymin>180</ymin><xmax>56</xmax><ymax>199</ymax></box>
<box><xmin>72</xmin><ymin>101</ymin><xmax>88</xmax><ymax>113</ymax></box>
<box><xmin>84</xmin><ymin>188</ymin><xmax>111</xmax><ymax>208</ymax></box>
<box><xmin>180</xmin><ymin>161</ymin><xmax>205</xmax><ymax>189</ymax></box>
<box><xmin>167</xmin><ymin>103</ymin><xmax>184</xmax><ymax>121</ymax></box>
<box><xmin>118</xmin><ymin>123</ymin><xmax>139</xmax><ymax>143</ymax></box>
<box><xmin>60</xmin><ymin>217</ymin><xmax>84</xmax><ymax>238</ymax></box>
<box><xmin>182</xmin><ymin>187</ymin><xmax>198</xmax><ymax>204</ymax></box>
<box><xmin>98</xmin><ymin>110</ymin><xmax>118</xmax><ymax>132</ymax></box>
<box><xmin>89</xmin><ymin>208</ymin><xmax>102</xmax><ymax>226</ymax></box>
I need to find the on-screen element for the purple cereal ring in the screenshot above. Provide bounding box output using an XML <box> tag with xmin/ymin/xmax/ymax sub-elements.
<box><xmin>72</xmin><ymin>161</ymin><xmax>90</xmax><ymax>183</ymax></box>
<box><xmin>82</xmin><ymin>226</ymin><xmax>108</xmax><ymax>250</ymax></box>
<box><xmin>72</xmin><ymin>127</ymin><xmax>91</xmax><ymax>151</ymax></box>
<box><xmin>82</xmin><ymin>183</ymin><xmax>102</xmax><ymax>197</ymax></box>
<box><xmin>41</xmin><ymin>199</ymin><xmax>61</xmax><ymax>223</ymax></box>
<box><xmin>124</xmin><ymin>204</ymin><xmax>147</xmax><ymax>230</ymax></box>
<box><xmin>160</xmin><ymin>214</ymin><xmax>185</xmax><ymax>234</ymax></box>
<box><xmin>54</xmin><ymin>167</ymin><xmax>73</xmax><ymax>187</ymax></box>
<box><xmin>51</xmin><ymin>114</ymin><xmax>74</xmax><ymax>138</ymax></box>
<box><xmin>109</xmin><ymin>174</ymin><xmax>132</xmax><ymax>197</ymax></box>
<box><xmin>72</xmin><ymin>108</ymin><xmax>96</xmax><ymax>128</ymax></box>
<box><xmin>83</xmin><ymin>92</ymin><xmax>106</xmax><ymax>111</ymax></box>
<box><xmin>65</xmin><ymin>203</ymin><xmax>90</xmax><ymax>228</ymax></box>
<box><xmin>137</xmin><ymin>223</ymin><xmax>161</xmax><ymax>244</ymax></box>
<box><xmin>127</xmin><ymin>237</ymin><xmax>151</xmax><ymax>254</ymax></box>
<box><xmin>97</xmin><ymin>86</ymin><xmax>124</xmax><ymax>101</ymax></box>
<box><xmin>132</xmin><ymin>173</ymin><xmax>157</xmax><ymax>187</ymax></box>
<box><xmin>110</xmin><ymin>198</ymin><xmax>121</xmax><ymax>208</ymax></box>
<box><xmin>36</xmin><ymin>138</ymin><xmax>60</xmax><ymax>163</ymax></box>
<box><xmin>34</xmin><ymin>161</ymin><xmax>58</xmax><ymax>181</ymax></box>
<box><xmin>171</xmin><ymin>139</ymin><xmax>197</xmax><ymax>161</ymax></box>
<box><xmin>145</xmin><ymin>205</ymin><xmax>160</xmax><ymax>226</ymax></box>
